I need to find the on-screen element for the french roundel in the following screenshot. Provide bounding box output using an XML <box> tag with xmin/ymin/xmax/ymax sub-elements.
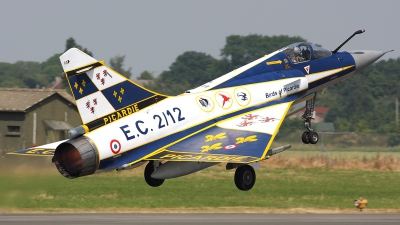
<box><xmin>223</xmin><ymin>144</ymin><xmax>238</xmax><ymax>150</ymax></box>
<box><xmin>110</xmin><ymin>139</ymin><xmax>121</xmax><ymax>154</ymax></box>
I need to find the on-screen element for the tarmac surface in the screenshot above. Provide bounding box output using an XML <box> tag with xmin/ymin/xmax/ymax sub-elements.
<box><xmin>1</xmin><ymin>213</ymin><xmax>400</xmax><ymax>225</ymax></box>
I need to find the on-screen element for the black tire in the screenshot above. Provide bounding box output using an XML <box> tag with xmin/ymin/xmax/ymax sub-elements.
<box><xmin>234</xmin><ymin>165</ymin><xmax>256</xmax><ymax>191</ymax></box>
<box><xmin>302</xmin><ymin>131</ymin><xmax>310</xmax><ymax>144</ymax></box>
<box><xmin>308</xmin><ymin>131</ymin><xmax>319</xmax><ymax>144</ymax></box>
<box><xmin>144</xmin><ymin>161</ymin><xmax>164</xmax><ymax>187</ymax></box>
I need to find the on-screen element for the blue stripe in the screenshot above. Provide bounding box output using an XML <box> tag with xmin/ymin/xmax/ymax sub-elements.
<box><xmin>212</xmin><ymin>53</ymin><xmax>304</xmax><ymax>89</ymax></box>
<box><xmin>212</xmin><ymin>69</ymin><xmax>305</xmax><ymax>89</ymax></box>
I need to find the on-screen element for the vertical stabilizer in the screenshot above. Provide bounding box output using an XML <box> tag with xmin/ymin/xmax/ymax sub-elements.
<box><xmin>60</xmin><ymin>48</ymin><xmax>167</xmax><ymax>130</ymax></box>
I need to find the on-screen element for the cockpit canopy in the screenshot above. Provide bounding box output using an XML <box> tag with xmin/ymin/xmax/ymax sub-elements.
<box><xmin>283</xmin><ymin>43</ymin><xmax>332</xmax><ymax>64</ymax></box>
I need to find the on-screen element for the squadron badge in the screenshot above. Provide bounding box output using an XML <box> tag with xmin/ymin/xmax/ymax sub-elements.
<box><xmin>234</xmin><ymin>87</ymin><xmax>251</xmax><ymax>106</ymax></box>
<box><xmin>196</xmin><ymin>95</ymin><xmax>214</xmax><ymax>112</ymax></box>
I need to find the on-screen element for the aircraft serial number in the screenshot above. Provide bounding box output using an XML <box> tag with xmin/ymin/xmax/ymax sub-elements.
<box><xmin>120</xmin><ymin>107</ymin><xmax>185</xmax><ymax>141</ymax></box>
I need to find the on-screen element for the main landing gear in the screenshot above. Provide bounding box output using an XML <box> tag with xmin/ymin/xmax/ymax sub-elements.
<box><xmin>234</xmin><ymin>165</ymin><xmax>256</xmax><ymax>191</ymax></box>
<box><xmin>301</xmin><ymin>96</ymin><xmax>319</xmax><ymax>144</ymax></box>
<box><xmin>144</xmin><ymin>161</ymin><xmax>164</xmax><ymax>187</ymax></box>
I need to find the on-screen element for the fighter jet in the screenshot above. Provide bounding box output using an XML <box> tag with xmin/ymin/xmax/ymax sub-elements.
<box><xmin>9</xmin><ymin>30</ymin><xmax>391</xmax><ymax>190</ymax></box>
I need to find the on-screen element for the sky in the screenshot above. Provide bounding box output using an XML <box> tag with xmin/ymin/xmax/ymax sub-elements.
<box><xmin>0</xmin><ymin>0</ymin><xmax>398</xmax><ymax>78</ymax></box>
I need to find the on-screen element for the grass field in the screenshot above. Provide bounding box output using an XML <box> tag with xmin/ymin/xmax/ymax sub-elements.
<box><xmin>1</xmin><ymin>154</ymin><xmax>400</xmax><ymax>213</ymax></box>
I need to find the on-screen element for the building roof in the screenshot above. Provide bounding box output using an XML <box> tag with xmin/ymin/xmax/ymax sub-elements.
<box><xmin>0</xmin><ymin>88</ymin><xmax>75</xmax><ymax>112</ymax></box>
<box><xmin>314</xmin><ymin>107</ymin><xmax>329</xmax><ymax>114</ymax></box>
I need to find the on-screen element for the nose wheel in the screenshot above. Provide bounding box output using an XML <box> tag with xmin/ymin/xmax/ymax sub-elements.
<box><xmin>302</xmin><ymin>131</ymin><xmax>319</xmax><ymax>144</ymax></box>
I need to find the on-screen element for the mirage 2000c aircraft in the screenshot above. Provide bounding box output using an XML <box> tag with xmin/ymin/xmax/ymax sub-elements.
<box><xmin>9</xmin><ymin>30</ymin><xmax>392</xmax><ymax>190</ymax></box>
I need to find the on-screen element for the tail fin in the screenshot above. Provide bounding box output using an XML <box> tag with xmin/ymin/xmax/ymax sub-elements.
<box><xmin>60</xmin><ymin>48</ymin><xmax>167</xmax><ymax>130</ymax></box>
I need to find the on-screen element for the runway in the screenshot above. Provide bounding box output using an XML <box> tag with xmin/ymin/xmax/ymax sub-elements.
<box><xmin>1</xmin><ymin>214</ymin><xmax>400</xmax><ymax>225</ymax></box>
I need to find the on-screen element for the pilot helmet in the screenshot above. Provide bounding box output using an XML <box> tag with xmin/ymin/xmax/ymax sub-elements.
<box><xmin>294</xmin><ymin>46</ymin><xmax>301</xmax><ymax>55</ymax></box>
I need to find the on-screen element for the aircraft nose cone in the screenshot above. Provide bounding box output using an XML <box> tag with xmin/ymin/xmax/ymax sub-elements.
<box><xmin>349</xmin><ymin>50</ymin><xmax>386</xmax><ymax>74</ymax></box>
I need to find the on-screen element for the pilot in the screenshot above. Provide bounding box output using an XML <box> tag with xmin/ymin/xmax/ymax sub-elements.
<box><xmin>293</xmin><ymin>44</ymin><xmax>311</xmax><ymax>63</ymax></box>
<box><xmin>293</xmin><ymin>46</ymin><xmax>303</xmax><ymax>62</ymax></box>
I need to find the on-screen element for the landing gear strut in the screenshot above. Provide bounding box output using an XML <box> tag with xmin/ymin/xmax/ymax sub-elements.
<box><xmin>144</xmin><ymin>161</ymin><xmax>165</xmax><ymax>187</ymax></box>
<box><xmin>301</xmin><ymin>96</ymin><xmax>319</xmax><ymax>144</ymax></box>
<box><xmin>234</xmin><ymin>165</ymin><xmax>256</xmax><ymax>191</ymax></box>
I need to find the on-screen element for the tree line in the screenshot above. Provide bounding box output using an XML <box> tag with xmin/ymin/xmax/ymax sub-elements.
<box><xmin>0</xmin><ymin>38</ymin><xmax>132</xmax><ymax>89</ymax></box>
<box><xmin>146</xmin><ymin>35</ymin><xmax>307</xmax><ymax>95</ymax></box>
<box><xmin>0</xmin><ymin>35</ymin><xmax>399</xmax><ymax>142</ymax></box>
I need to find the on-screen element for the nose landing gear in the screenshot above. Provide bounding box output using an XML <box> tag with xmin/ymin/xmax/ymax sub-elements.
<box><xmin>301</xmin><ymin>96</ymin><xmax>319</xmax><ymax>144</ymax></box>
